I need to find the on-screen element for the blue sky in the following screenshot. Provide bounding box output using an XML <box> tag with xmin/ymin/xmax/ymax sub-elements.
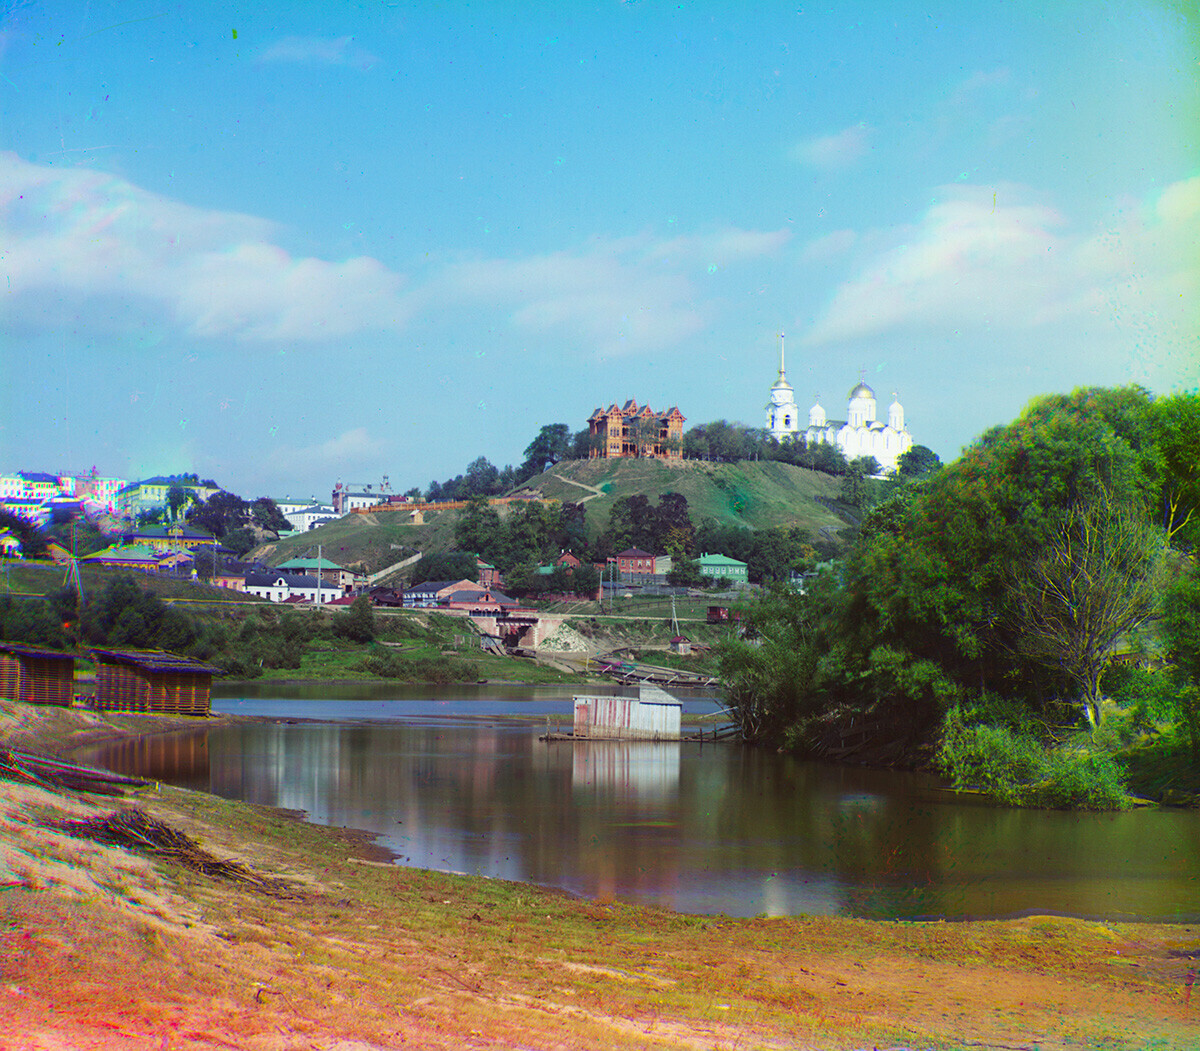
<box><xmin>1</xmin><ymin>1</ymin><xmax>1196</xmax><ymax>500</ymax></box>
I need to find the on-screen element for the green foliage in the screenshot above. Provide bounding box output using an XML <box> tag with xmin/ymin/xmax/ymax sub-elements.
<box><xmin>937</xmin><ymin>708</ymin><xmax>1130</xmax><ymax>809</ymax></box>
<box><xmin>80</xmin><ymin>575</ymin><xmax>198</xmax><ymax>652</ymax></box>
<box><xmin>897</xmin><ymin>445</ymin><xmax>942</xmax><ymax>477</ymax></box>
<box><xmin>1162</xmin><ymin>563</ymin><xmax>1200</xmax><ymax>760</ymax></box>
<box><xmin>354</xmin><ymin>647</ymin><xmax>480</xmax><ymax>683</ymax></box>
<box><xmin>333</xmin><ymin>595</ymin><xmax>375</xmax><ymax>643</ymax></box>
<box><xmin>0</xmin><ymin>595</ymin><xmax>68</xmax><ymax>648</ymax></box>
<box><xmin>411</xmin><ymin>551</ymin><xmax>478</xmax><ymax>585</ymax></box>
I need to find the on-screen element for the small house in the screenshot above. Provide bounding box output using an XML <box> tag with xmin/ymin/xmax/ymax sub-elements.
<box><xmin>91</xmin><ymin>648</ymin><xmax>221</xmax><ymax>716</ymax></box>
<box><xmin>572</xmin><ymin>686</ymin><xmax>682</xmax><ymax>741</ymax></box>
<box><xmin>0</xmin><ymin>643</ymin><xmax>75</xmax><ymax>706</ymax></box>
<box><xmin>670</xmin><ymin>635</ymin><xmax>691</xmax><ymax>655</ymax></box>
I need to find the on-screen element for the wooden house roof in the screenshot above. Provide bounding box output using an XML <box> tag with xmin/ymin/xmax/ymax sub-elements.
<box><xmin>89</xmin><ymin>648</ymin><xmax>221</xmax><ymax>676</ymax></box>
<box><xmin>0</xmin><ymin>642</ymin><xmax>75</xmax><ymax>662</ymax></box>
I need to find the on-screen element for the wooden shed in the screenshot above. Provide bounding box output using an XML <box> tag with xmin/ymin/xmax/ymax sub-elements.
<box><xmin>0</xmin><ymin>643</ymin><xmax>75</xmax><ymax>706</ymax></box>
<box><xmin>90</xmin><ymin>648</ymin><xmax>221</xmax><ymax>717</ymax></box>
<box><xmin>572</xmin><ymin>685</ymin><xmax>682</xmax><ymax>741</ymax></box>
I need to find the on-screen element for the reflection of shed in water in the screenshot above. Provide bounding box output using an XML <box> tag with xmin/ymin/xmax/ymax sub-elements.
<box><xmin>572</xmin><ymin>740</ymin><xmax>680</xmax><ymax>795</ymax></box>
<box><xmin>91</xmin><ymin>648</ymin><xmax>220</xmax><ymax>716</ymax></box>
<box><xmin>572</xmin><ymin>685</ymin><xmax>682</xmax><ymax>741</ymax></box>
<box><xmin>0</xmin><ymin>643</ymin><xmax>75</xmax><ymax>706</ymax></box>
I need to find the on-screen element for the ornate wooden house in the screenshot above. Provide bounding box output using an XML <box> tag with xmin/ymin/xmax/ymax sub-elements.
<box><xmin>587</xmin><ymin>400</ymin><xmax>685</xmax><ymax>460</ymax></box>
<box><xmin>0</xmin><ymin>643</ymin><xmax>75</xmax><ymax>706</ymax></box>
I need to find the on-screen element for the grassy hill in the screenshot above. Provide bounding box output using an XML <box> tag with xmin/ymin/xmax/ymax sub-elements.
<box><xmin>529</xmin><ymin>457</ymin><xmax>848</xmax><ymax>540</ymax></box>
<box><xmin>252</xmin><ymin>459</ymin><xmax>849</xmax><ymax>579</ymax></box>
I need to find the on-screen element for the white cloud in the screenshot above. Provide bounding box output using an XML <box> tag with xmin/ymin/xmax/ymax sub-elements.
<box><xmin>802</xmin><ymin>179</ymin><xmax>1200</xmax><ymax>357</ymax></box>
<box><xmin>0</xmin><ymin>153</ymin><xmax>788</xmax><ymax>358</ymax></box>
<box><xmin>426</xmin><ymin>226</ymin><xmax>788</xmax><ymax>355</ymax></box>
<box><xmin>259</xmin><ymin>35</ymin><xmax>377</xmax><ymax>70</ymax></box>
<box><xmin>0</xmin><ymin>152</ymin><xmax>412</xmax><ymax>342</ymax></box>
<box><xmin>791</xmin><ymin>122</ymin><xmax>872</xmax><ymax>171</ymax></box>
<box><xmin>265</xmin><ymin>427</ymin><xmax>387</xmax><ymax>476</ymax></box>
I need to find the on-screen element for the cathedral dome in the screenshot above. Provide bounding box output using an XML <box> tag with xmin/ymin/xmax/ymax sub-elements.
<box><xmin>848</xmin><ymin>381</ymin><xmax>875</xmax><ymax>400</ymax></box>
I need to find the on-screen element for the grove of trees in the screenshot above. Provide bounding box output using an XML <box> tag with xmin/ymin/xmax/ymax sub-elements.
<box><xmin>718</xmin><ymin>386</ymin><xmax>1200</xmax><ymax>809</ymax></box>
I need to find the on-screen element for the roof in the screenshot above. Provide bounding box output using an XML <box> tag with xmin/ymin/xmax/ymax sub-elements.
<box><xmin>244</xmin><ymin>571</ymin><xmax>329</xmax><ymax>588</ymax></box>
<box><xmin>124</xmin><ymin>524</ymin><xmax>216</xmax><ymax>542</ymax></box>
<box><xmin>697</xmin><ymin>553</ymin><xmax>748</xmax><ymax>568</ymax></box>
<box><xmin>0</xmin><ymin>642</ymin><xmax>75</xmax><ymax>662</ymax></box>
<box><xmin>848</xmin><ymin>381</ymin><xmax>876</xmax><ymax>400</ymax></box>
<box><xmin>277</xmin><ymin>556</ymin><xmax>346</xmax><ymax>571</ymax></box>
<box><xmin>17</xmin><ymin>471</ymin><xmax>59</xmax><ymax>484</ymax></box>
<box><xmin>89</xmin><ymin>647</ymin><xmax>221</xmax><ymax>675</ymax></box>
<box><xmin>81</xmin><ymin>544</ymin><xmax>160</xmax><ymax>565</ymax></box>
<box><xmin>617</xmin><ymin>548</ymin><xmax>655</xmax><ymax>558</ymax></box>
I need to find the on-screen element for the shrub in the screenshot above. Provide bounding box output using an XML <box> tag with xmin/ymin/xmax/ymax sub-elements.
<box><xmin>937</xmin><ymin>707</ymin><xmax>1131</xmax><ymax>809</ymax></box>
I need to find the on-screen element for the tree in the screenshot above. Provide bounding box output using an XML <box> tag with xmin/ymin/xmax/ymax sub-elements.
<box><xmin>187</xmin><ymin>491</ymin><xmax>248</xmax><ymax>538</ymax></box>
<box><xmin>411</xmin><ymin>551</ymin><xmax>478</xmax><ymax>585</ymax></box>
<box><xmin>897</xmin><ymin>445</ymin><xmax>942</xmax><ymax>477</ymax></box>
<box><xmin>521</xmin><ymin>424</ymin><xmax>572</xmax><ymax>478</ymax></box>
<box><xmin>1150</xmin><ymin>391</ymin><xmax>1200</xmax><ymax>550</ymax></box>
<box><xmin>839</xmin><ymin>456</ymin><xmax>881</xmax><ymax>510</ymax></box>
<box><xmin>463</xmin><ymin>456</ymin><xmax>502</xmax><ymax>498</ymax></box>
<box><xmin>1162</xmin><ymin>564</ymin><xmax>1200</xmax><ymax>761</ymax></box>
<box><xmin>335</xmin><ymin>595</ymin><xmax>375</xmax><ymax>643</ymax></box>
<box><xmin>165</xmin><ymin>485</ymin><xmax>195</xmax><ymax>522</ymax></box>
<box><xmin>1002</xmin><ymin>490</ymin><xmax>1167</xmax><ymax>728</ymax></box>
<box><xmin>250</xmin><ymin>497</ymin><xmax>291</xmax><ymax>537</ymax></box>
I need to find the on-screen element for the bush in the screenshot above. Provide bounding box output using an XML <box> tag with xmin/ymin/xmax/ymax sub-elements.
<box><xmin>937</xmin><ymin>707</ymin><xmax>1131</xmax><ymax>810</ymax></box>
<box><xmin>355</xmin><ymin>647</ymin><xmax>479</xmax><ymax>683</ymax></box>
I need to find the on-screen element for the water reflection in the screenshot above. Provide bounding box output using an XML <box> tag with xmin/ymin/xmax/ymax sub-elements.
<box><xmin>90</xmin><ymin>699</ymin><xmax>1200</xmax><ymax>921</ymax></box>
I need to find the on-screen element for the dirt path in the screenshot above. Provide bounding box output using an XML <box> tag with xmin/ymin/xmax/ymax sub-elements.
<box><xmin>550</xmin><ymin>472</ymin><xmax>606</xmax><ymax>502</ymax></box>
<box><xmin>2</xmin><ymin>705</ymin><xmax>1198</xmax><ymax>1050</ymax></box>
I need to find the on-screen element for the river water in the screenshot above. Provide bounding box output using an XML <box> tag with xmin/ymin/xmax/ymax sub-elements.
<box><xmin>88</xmin><ymin>684</ymin><xmax>1200</xmax><ymax>921</ymax></box>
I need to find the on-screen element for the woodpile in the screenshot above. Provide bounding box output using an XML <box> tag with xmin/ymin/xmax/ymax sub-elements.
<box><xmin>49</xmin><ymin>807</ymin><xmax>297</xmax><ymax>898</ymax></box>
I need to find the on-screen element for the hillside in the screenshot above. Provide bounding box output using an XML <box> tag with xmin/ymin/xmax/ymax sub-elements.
<box><xmin>529</xmin><ymin>457</ymin><xmax>848</xmax><ymax>540</ymax></box>
<box><xmin>252</xmin><ymin>459</ymin><xmax>849</xmax><ymax>578</ymax></box>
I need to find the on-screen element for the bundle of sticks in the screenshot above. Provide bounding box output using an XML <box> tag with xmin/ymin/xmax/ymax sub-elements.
<box><xmin>48</xmin><ymin>807</ymin><xmax>297</xmax><ymax>899</ymax></box>
<box><xmin>0</xmin><ymin>746</ymin><xmax>150</xmax><ymax>794</ymax></box>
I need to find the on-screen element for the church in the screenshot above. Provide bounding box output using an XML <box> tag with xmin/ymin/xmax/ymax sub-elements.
<box><xmin>765</xmin><ymin>336</ymin><xmax>914</xmax><ymax>474</ymax></box>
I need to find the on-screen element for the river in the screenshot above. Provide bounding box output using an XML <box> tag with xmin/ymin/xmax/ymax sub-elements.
<box><xmin>87</xmin><ymin>683</ymin><xmax>1200</xmax><ymax>921</ymax></box>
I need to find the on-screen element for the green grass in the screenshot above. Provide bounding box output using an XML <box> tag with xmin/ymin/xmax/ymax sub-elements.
<box><xmin>244</xmin><ymin>458</ymin><xmax>850</xmax><ymax>577</ymax></box>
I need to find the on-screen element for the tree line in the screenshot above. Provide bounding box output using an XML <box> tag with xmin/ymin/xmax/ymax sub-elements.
<box><xmin>717</xmin><ymin>386</ymin><xmax>1200</xmax><ymax>809</ymax></box>
<box><xmin>423</xmin><ymin>420</ymin><xmax>942</xmax><ymax>504</ymax></box>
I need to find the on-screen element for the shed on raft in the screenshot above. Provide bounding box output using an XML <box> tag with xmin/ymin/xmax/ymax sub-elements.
<box><xmin>0</xmin><ymin>642</ymin><xmax>75</xmax><ymax>707</ymax></box>
<box><xmin>572</xmin><ymin>685</ymin><xmax>682</xmax><ymax>741</ymax></box>
<box><xmin>90</xmin><ymin>648</ymin><xmax>221</xmax><ymax>717</ymax></box>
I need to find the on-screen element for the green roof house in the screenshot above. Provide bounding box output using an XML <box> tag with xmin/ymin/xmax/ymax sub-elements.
<box><xmin>696</xmin><ymin>553</ymin><xmax>749</xmax><ymax>586</ymax></box>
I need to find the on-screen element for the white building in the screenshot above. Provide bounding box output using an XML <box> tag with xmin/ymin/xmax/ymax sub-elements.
<box><xmin>805</xmin><ymin>381</ymin><xmax>913</xmax><ymax>474</ymax></box>
<box><xmin>765</xmin><ymin>336</ymin><xmax>802</xmax><ymax>440</ymax></box>
<box><xmin>765</xmin><ymin>339</ymin><xmax>914</xmax><ymax>474</ymax></box>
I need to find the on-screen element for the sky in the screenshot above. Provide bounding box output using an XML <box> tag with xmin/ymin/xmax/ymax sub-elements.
<box><xmin>1</xmin><ymin>1</ymin><xmax>1197</xmax><ymax>501</ymax></box>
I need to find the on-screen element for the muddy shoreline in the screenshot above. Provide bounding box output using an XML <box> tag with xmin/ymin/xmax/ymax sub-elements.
<box><xmin>3</xmin><ymin>699</ymin><xmax>1199</xmax><ymax>1049</ymax></box>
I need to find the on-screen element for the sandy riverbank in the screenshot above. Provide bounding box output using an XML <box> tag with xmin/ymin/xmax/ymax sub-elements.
<box><xmin>2</xmin><ymin>701</ymin><xmax>1198</xmax><ymax>1050</ymax></box>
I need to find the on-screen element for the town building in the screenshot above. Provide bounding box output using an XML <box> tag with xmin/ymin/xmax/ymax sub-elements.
<box><xmin>243</xmin><ymin>571</ymin><xmax>342</xmax><ymax>604</ymax></box>
<box><xmin>615</xmin><ymin>548</ymin><xmax>657</xmax><ymax>583</ymax></box>
<box><xmin>696</xmin><ymin>553</ymin><xmax>749</xmax><ymax>586</ymax></box>
<box><xmin>805</xmin><ymin>381</ymin><xmax>914</xmax><ymax>475</ymax></box>
<box><xmin>587</xmin><ymin>401</ymin><xmax>685</xmax><ymax>460</ymax></box>
<box><xmin>275</xmin><ymin>557</ymin><xmax>358</xmax><ymax>593</ymax></box>
<box><xmin>0</xmin><ymin>469</ymin><xmax>128</xmax><ymax>519</ymax></box>
<box><xmin>283</xmin><ymin>504</ymin><xmax>338</xmax><ymax>532</ymax></box>
<box><xmin>115</xmin><ymin>477</ymin><xmax>220</xmax><ymax>520</ymax></box>
<box><xmin>765</xmin><ymin>338</ymin><xmax>915</xmax><ymax>474</ymax></box>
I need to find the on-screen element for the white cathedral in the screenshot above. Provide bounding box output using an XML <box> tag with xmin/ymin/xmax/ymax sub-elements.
<box><xmin>765</xmin><ymin>336</ymin><xmax>914</xmax><ymax>474</ymax></box>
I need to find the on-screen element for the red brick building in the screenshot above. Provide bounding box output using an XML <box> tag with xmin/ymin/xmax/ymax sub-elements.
<box><xmin>588</xmin><ymin>400</ymin><xmax>685</xmax><ymax>460</ymax></box>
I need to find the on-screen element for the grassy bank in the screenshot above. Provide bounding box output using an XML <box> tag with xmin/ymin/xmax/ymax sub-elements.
<box><xmin>2</xmin><ymin>701</ymin><xmax>1198</xmax><ymax>1049</ymax></box>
